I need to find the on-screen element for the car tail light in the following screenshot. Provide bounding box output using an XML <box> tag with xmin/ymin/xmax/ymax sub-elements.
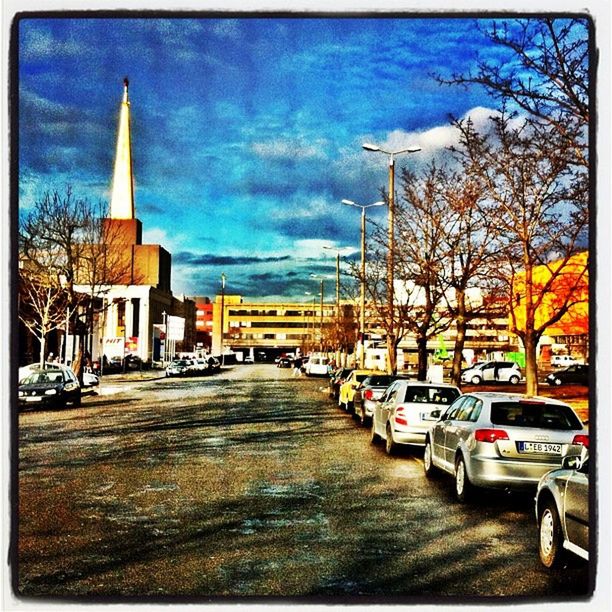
<box><xmin>395</xmin><ymin>405</ymin><xmax>408</xmax><ymax>426</ymax></box>
<box><xmin>364</xmin><ymin>389</ymin><xmax>374</xmax><ymax>400</ymax></box>
<box><xmin>572</xmin><ymin>434</ymin><xmax>589</xmax><ymax>448</ymax></box>
<box><xmin>474</xmin><ymin>429</ymin><xmax>509</xmax><ymax>443</ymax></box>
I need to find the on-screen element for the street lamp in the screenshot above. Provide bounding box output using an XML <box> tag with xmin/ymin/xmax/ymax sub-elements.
<box><xmin>310</xmin><ymin>274</ymin><xmax>327</xmax><ymax>351</ymax></box>
<box><xmin>220</xmin><ymin>273</ymin><xmax>226</xmax><ymax>364</ymax></box>
<box><xmin>362</xmin><ymin>141</ymin><xmax>420</xmax><ymax>373</ymax></box>
<box><xmin>342</xmin><ymin>199</ymin><xmax>385</xmax><ymax>368</ymax></box>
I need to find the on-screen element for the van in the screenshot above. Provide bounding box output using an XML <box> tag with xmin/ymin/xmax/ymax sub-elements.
<box><xmin>550</xmin><ymin>355</ymin><xmax>580</xmax><ymax>367</ymax></box>
<box><xmin>304</xmin><ymin>353</ymin><xmax>329</xmax><ymax>377</ymax></box>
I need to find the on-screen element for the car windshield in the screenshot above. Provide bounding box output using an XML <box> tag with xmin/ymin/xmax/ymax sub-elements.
<box><xmin>173</xmin><ymin>360</ymin><xmax>190</xmax><ymax>366</ymax></box>
<box><xmin>365</xmin><ymin>375</ymin><xmax>394</xmax><ymax>387</ymax></box>
<box><xmin>490</xmin><ymin>401</ymin><xmax>582</xmax><ymax>430</ymax></box>
<box><xmin>23</xmin><ymin>370</ymin><xmax>64</xmax><ymax>385</ymax></box>
<box><xmin>401</xmin><ymin>386</ymin><xmax>460</xmax><ymax>404</ymax></box>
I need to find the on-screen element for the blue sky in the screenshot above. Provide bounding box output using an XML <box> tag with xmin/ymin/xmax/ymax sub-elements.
<box><xmin>18</xmin><ymin>16</ymin><xmax>523</xmax><ymax>300</ymax></box>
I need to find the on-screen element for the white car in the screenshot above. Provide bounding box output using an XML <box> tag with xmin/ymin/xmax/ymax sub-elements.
<box><xmin>461</xmin><ymin>361</ymin><xmax>522</xmax><ymax>385</ymax></box>
<box><xmin>371</xmin><ymin>380</ymin><xmax>461</xmax><ymax>455</ymax></box>
<box><xmin>550</xmin><ymin>355</ymin><xmax>580</xmax><ymax>367</ymax></box>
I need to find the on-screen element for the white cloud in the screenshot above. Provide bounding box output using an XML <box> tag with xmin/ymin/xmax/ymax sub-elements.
<box><xmin>142</xmin><ymin>227</ymin><xmax>189</xmax><ymax>254</ymax></box>
<box><xmin>251</xmin><ymin>139</ymin><xmax>326</xmax><ymax>160</ymax></box>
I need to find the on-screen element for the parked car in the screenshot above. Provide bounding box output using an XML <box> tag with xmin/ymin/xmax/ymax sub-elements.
<box><xmin>304</xmin><ymin>354</ymin><xmax>330</xmax><ymax>377</ymax></box>
<box><xmin>277</xmin><ymin>357</ymin><xmax>292</xmax><ymax>368</ymax></box>
<box><xmin>461</xmin><ymin>361</ymin><xmax>522</xmax><ymax>385</ymax></box>
<box><xmin>371</xmin><ymin>380</ymin><xmax>461</xmax><ymax>455</ymax></box>
<box><xmin>535</xmin><ymin>448</ymin><xmax>589</xmax><ymax>568</ymax></box>
<box><xmin>550</xmin><ymin>354</ymin><xmax>580</xmax><ymax>368</ymax></box>
<box><xmin>19</xmin><ymin>362</ymin><xmax>98</xmax><ymax>387</ymax></box>
<box><xmin>244</xmin><ymin>355</ymin><xmax>254</xmax><ymax>364</ymax></box>
<box><xmin>19</xmin><ymin>367</ymin><xmax>81</xmax><ymax>409</ymax></box>
<box><xmin>328</xmin><ymin>367</ymin><xmax>353</xmax><ymax>401</ymax></box>
<box><xmin>423</xmin><ymin>392</ymin><xmax>588</xmax><ymax>502</ymax></box>
<box><xmin>337</xmin><ymin>369</ymin><xmax>381</xmax><ymax>412</ymax></box>
<box><xmin>353</xmin><ymin>374</ymin><xmax>398</xmax><ymax>426</ymax></box>
<box><xmin>546</xmin><ymin>364</ymin><xmax>589</xmax><ymax>386</ymax></box>
<box><xmin>165</xmin><ymin>359</ymin><xmax>196</xmax><ymax>377</ymax></box>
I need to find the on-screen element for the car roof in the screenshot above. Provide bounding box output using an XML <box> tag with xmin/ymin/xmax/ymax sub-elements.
<box><xmin>463</xmin><ymin>391</ymin><xmax>571</xmax><ymax>406</ymax></box>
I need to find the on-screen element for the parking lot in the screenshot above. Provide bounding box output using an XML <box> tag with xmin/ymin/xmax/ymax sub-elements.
<box><xmin>16</xmin><ymin>364</ymin><xmax>591</xmax><ymax>600</ymax></box>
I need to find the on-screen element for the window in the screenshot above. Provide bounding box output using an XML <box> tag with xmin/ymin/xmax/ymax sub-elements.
<box><xmin>490</xmin><ymin>402</ymin><xmax>582</xmax><ymax>430</ymax></box>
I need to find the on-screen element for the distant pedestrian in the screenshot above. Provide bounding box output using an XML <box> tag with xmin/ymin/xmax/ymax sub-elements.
<box><xmin>293</xmin><ymin>357</ymin><xmax>303</xmax><ymax>377</ymax></box>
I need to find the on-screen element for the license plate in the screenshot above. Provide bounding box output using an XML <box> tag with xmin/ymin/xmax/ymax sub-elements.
<box><xmin>518</xmin><ymin>441</ymin><xmax>562</xmax><ymax>454</ymax></box>
<box><xmin>25</xmin><ymin>396</ymin><xmax>42</xmax><ymax>402</ymax></box>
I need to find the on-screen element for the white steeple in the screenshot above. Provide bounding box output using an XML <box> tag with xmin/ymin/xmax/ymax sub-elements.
<box><xmin>109</xmin><ymin>77</ymin><xmax>135</xmax><ymax>219</ymax></box>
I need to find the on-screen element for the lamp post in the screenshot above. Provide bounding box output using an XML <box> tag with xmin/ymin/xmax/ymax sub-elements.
<box><xmin>220</xmin><ymin>273</ymin><xmax>226</xmax><ymax>364</ymax></box>
<box><xmin>162</xmin><ymin>310</ymin><xmax>168</xmax><ymax>364</ymax></box>
<box><xmin>362</xmin><ymin>142</ymin><xmax>420</xmax><ymax>373</ymax></box>
<box><xmin>310</xmin><ymin>274</ymin><xmax>326</xmax><ymax>351</ymax></box>
<box><xmin>342</xmin><ymin>199</ymin><xmax>385</xmax><ymax>368</ymax></box>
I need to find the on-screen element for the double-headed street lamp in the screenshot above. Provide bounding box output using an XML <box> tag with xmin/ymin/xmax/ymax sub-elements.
<box><xmin>362</xmin><ymin>142</ymin><xmax>420</xmax><ymax>372</ymax></box>
<box><xmin>342</xmin><ymin>199</ymin><xmax>384</xmax><ymax>368</ymax></box>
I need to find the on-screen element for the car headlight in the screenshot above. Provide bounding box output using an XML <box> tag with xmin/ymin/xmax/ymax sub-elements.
<box><xmin>44</xmin><ymin>389</ymin><xmax>58</xmax><ymax>395</ymax></box>
<box><xmin>64</xmin><ymin>382</ymin><xmax>78</xmax><ymax>391</ymax></box>
<box><xmin>18</xmin><ymin>391</ymin><xmax>25</xmax><ymax>397</ymax></box>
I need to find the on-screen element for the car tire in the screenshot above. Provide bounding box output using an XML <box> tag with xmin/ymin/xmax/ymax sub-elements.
<box><xmin>423</xmin><ymin>439</ymin><xmax>437</xmax><ymax>478</ymax></box>
<box><xmin>470</xmin><ymin>375</ymin><xmax>482</xmax><ymax>385</ymax></box>
<box><xmin>455</xmin><ymin>455</ymin><xmax>473</xmax><ymax>502</ymax></box>
<box><xmin>539</xmin><ymin>501</ymin><xmax>564</xmax><ymax>568</ymax></box>
<box><xmin>370</xmin><ymin>420</ymin><xmax>381</xmax><ymax>445</ymax></box>
<box><xmin>554</xmin><ymin>377</ymin><xmax>562</xmax><ymax>386</ymax></box>
<box><xmin>347</xmin><ymin>401</ymin><xmax>354</xmax><ymax>415</ymax></box>
<box><xmin>73</xmin><ymin>393</ymin><xmax>82</xmax><ymax>407</ymax></box>
<box><xmin>385</xmin><ymin>424</ymin><xmax>397</xmax><ymax>456</ymax></box>
<box><xmin>509</xmin><ymin>374</ymin><xmax>520</xmax><ymax>385</ymax></box>
<box><xmin>358</xmin><ymin>407</ymin><xmax>369</xmax><ymax>427</ymax></box>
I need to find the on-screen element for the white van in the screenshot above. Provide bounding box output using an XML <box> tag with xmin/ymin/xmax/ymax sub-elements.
<box><xmin>551</xmin><ymin>355</ymin><xmax>580</xmax><ymax>367</ymax></box>
<box><xmin>304</xmin><ymin>354</ymin><xmax>329</xmax><ymax>377</ymax></box>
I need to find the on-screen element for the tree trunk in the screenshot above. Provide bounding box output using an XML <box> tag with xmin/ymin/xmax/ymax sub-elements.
<box><xmin>451</xmin><ymin>290</ymin><xmax>467</xmax><ymax>386</ymax></box>
<box><xmin>416</xmin><ymin>335</ymin><xmax>428</xmax><ymax>381</ymax></box>
<box><xmin>387</xmin><ymin>331</ymin><xmax>397</xmax><ymax>375</ymax></box>
<box><xmin>39</xmin><ymin>335</ymin><xmax>46</xmax><ymax>368</ymax></box>
<box><xmin>523</xmin><ymin>329</ymin><xmax>539</xmax><ymax>396</ymax></box>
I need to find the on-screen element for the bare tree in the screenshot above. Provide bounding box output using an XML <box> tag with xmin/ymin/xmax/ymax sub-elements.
<box><xmin>439</xmin><ymin>17</ymin><xmax>589</xmax><ymax>166</ymax></box>
<box><xmin>19</xmin><ymin>187</ymin><xmax>136</xmax><ymax>378</ymax></box>
<box><xmin>454</xmin><ymin>112</ymin><xmax>588</xmax><ymax>395</ymax></box>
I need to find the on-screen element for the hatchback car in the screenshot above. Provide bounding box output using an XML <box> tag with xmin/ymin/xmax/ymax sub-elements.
<box><xmin>546</xmin><ymin>364</ymin><xmax>588</xmax><ymax>386</ymax></box>
<box><xmin>353</xmin><ymin>374</ymin><xmax>397</xmax><ymax>426</ymax></box>
<box><xmin>19</xmin><ymin>368</ymin><xmax>82</xmax><ymax>409</ymax></box>
<box><xmin>535</xmin><ymin>448</ymin><xmax>589</xmax><ymax>568</ymax></box>
<box><xmin>338</xmin><ymin>369</ymin><xmax>380</xmax><ymax>412</ymax></box>
<box><xmin>461</xmin><ymin>361</ymin><xmax>522</xmax><ymax>385</ymax></box>
<box><xmin>550</xmin><ymin>354</ymin><xmax>580</xmax><ymax>368</ymax></box>
<box><xmin>371</xmin><ymin>380</ymin><xmax>461</xmax><ymax>455</ymax></box>
<box><xmin>423</xmin><ymin>392</ymin><xmax>588</xmax><ymax>502</ymax></box>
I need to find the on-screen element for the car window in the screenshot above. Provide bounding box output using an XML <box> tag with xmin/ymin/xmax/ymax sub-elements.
<box><xmin>490</xmin><ymin>401</ymin><xmax>582</xmax><ymax>430</ymax></box>
<box><xmin>401</xmin><ymin>386</ymin><xmax>460</xmax><ymax>405</ymax></box>
<box><xmin>382</xmin><ymin>382</ymin><xmax>399</xmax><ymax>403</ymax></box>
<box><xmin>469</xmin><ymin>399</ymin><xmax>483</xmax><ymax>422</ymax></box>
<box><xmin>454</xmin><ymin>397</ymin><xmax>476</xmax><ymax>421</ymax></box>
<box><xmin>444</xmin><ymin>396</ymin><xmax>466</xmax><ymax>420</ymax></box>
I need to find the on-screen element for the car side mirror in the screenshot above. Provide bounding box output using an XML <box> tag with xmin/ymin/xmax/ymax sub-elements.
<box><xmin>430</xmin><ymin>409</ymin><xmax>441</xmax><ymax>420</ymax></box>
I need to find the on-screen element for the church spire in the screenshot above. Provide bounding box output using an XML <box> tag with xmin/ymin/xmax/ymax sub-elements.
<box><xmin>109</xmin><ymin>77</ymin><xmax>135</xmax><ymax>219</ymax></box>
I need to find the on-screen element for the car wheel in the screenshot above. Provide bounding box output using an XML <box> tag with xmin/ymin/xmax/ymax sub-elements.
<box><xmin>359</xmin><ymin>407</ymin><xmax>368</xmax><ymax>427</ymax></box>
<box><xmin>347</xmin><ymin>401</ymin><xmax>354</xmax><ymax>415</ymax></box>
<box><xmin>509</xmin><ymin>374</ymin><xmax>520</xmax><ymax>385</ymax></box>
<box><xmin>370</xmin><ymin>420</ymin><xmax>381</xmax><ymax>445</ymax></box>
<box><xmin>423</xmin><ymin>439</ymin><xmax>437</xmax><ymax>478</ymax></box>
<box><xmin>73</xmin><ymin>393</ymin><xmax>82</xmax><ymax>407</ymax></box>
<box><xmin>385</xmin><ymin>424</ymin><xmax>397</xmax><ymax>456</ymax></box>
<box><xmin>470</xmin><ymin>375</ymin><xmax>482</xmax><ymax>385</ymax></box>
<box><xmin>554</xmin><ymin>377</ymin><xmax>562</xmax><ymax>386</ymax></box>
<box><xmin>455</xmin><ymin>455</ymin><xmax>472</xmax><ymax>502</ymax></box>
<box><xmin>539</xmin><ymin>501</ymin><xmax>564</xmax><ymax>568</ymax></box>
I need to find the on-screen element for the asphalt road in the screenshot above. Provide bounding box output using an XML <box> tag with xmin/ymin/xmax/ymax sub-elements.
<box><xmin>15</xmin><ymin>364</ymin><xmax>591</xmax><ymax>601</ymax></box>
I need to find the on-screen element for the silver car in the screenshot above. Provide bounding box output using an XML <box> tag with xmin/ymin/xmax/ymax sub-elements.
<box><xmin>353</xmin><ymin>374</ymin><xmax>397</xmax><ymax>426</ymax></box>
<box><xmin>423</xmin><ymin>392</ymin><xmax>588</xmax><ymax>502</ymax></box>
<box><xmin>535</xmin><ymin>448</ymin><xmax>589</xmax><ymax>567</ymax></box>
<box><xmin>371</xmin><ymin>380</ymin><xmax>461</xmax><ymax>455</ymax></box>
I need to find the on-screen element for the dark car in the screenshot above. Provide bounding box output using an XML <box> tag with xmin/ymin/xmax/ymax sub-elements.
<box><xmin>277</xmin><ymin>357</ymin><xmax>292</xmax><ymax>368</ymax></box>
<box><xmin>546</xmin><ymin>364</ymin><xmax>588</xmax><ymax>386</ymax></box>
<box><xmin>328</xmin><ymin>367</ymin><xmax>353</xmax><ymax>400</ymax></box>
<box><xmin>19</xmin><ymin>368</ymin><xmax>81</xmax><ymax>409</ymax></box>
<box><xmin>353</xmin><ymin>374</ymin><xmax>397</xmax><ymax>426</ymax></box>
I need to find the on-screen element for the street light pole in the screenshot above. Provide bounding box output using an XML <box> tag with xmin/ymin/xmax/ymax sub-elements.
<box><xmin>342</xmin><ymin>199</ymin><xmax>384</xmax><ymax>368</ymax></box>
<box><xmin>310</xmin><ymin>274</ymin><xmax>326</xmax><ymax>352</ymax></box>
<box><xmin>220</xmin><ymin>273</ymin><xmax>226</xmax><ymax>364</ymax></box>
<box><xmin>362</xmin><ymin>142</ymin><xmax>420</xmax><ymax>373</ymax></box>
